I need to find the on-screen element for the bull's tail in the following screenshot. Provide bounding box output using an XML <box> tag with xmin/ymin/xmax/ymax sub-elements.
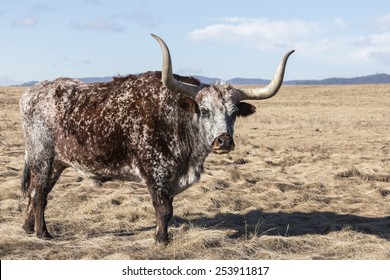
<box><xmin>21</xmin><ymin>158</ymin><xmax>31</xmax><ymax>198</ymax></box>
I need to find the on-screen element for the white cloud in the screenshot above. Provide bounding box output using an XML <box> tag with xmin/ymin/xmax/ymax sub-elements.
<box><xmin>369</xmin><ymin>13</ymin><xmax>390</xmax><ymax>32</ymax></box>
<box><xmin>10</xmin><ymin>4</ymin><xmax>53</xmax><ymax>29</ymax></box>
<box><xmin>350</xmin><ymin>15</ymin><xmax>390</xmax><ymax>67</ymax></box>
<box><xmin>331</xmin><ymin>18</ymin><xmax>348</xmax><ymax>29</ymax></box>
<box><xmin>189</xmin><ymin>16</ymin><xmax>390</xmax><ymax>68</ymax></box>
<box><xmin>368</xmin><ymin>51</ymin><xmax>390</xmax><ymax>63</ymax></box>
<box><xmin>11</xmin><ymin>15</ymin><xmax>39</xmax><ymax>28</ymax></box>
<box><xmin>367</xmin><ymin>32</ymin><xmax>390</xmax><ymax>46</ymax></box>
<box><xmin>70</xmin><ymin>17</ymin><xmax>125</xmax><ymax>33</ymax></box>
<box><xmin>351</xmin><ymin>32</ymin><xmax>390</xmax><ymax>66</ymax></box>
<box><xmin>190</xmin><ymin>17</ymin><xmax>317</xmax><ymax>52</ymax></box>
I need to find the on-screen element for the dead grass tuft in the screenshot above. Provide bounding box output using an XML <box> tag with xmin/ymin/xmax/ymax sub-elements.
<box><xmin>336</xmin><ymin>167</ymin><xmax>390</xmax><ymax>182</ymax></box>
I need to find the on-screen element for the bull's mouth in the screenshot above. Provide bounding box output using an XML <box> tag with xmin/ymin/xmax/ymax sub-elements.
<box><xmin>212</xmin><ymin>147</ymin><xmax>234</xmax><ymax>154</ymax></box>
<box><xmin>211</xmin><ymin>133</ymin><xmax>235</xmax><ymax>154</ymax></box>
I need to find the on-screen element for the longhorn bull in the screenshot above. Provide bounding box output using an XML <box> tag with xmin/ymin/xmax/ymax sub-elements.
<box><xmin>19</xmin><ymin>34</ymin><xmax>294</xmax><ymax>243</ymax></box>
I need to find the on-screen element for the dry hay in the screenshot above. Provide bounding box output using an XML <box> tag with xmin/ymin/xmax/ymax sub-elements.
<box><xmin>1</xmin><ymin>84</ymin><xmax>390</xmax><ymax>259</ymax></box>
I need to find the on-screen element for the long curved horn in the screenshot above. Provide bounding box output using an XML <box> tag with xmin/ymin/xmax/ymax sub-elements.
<box><xmin>240</xmin><ymin>50</ymin><xmax>295</xmax><ymax>100</ymax></box>
<box><xmin>151</xmin><ymin>34</ymin><xmax>205</xmax><ymax>97</ymax></box>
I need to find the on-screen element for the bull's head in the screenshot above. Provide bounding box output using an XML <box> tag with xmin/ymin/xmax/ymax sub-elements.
<box><xmin>152</xmin><ymin>34</ymin><xmax>294</xmax><ymax>154</ymax></box>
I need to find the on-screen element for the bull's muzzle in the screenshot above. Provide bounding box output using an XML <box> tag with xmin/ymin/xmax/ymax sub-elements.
<box><xmin>212</xmin><ymin>133</ymin><xmax>235</xmax><ymax>154</ymax></box>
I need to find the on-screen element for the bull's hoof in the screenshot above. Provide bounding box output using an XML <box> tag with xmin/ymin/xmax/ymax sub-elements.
<box><xmin>22</xmin><ymin>224</ymin><xmax>35</xmax><ymax>234</ymax></box>
<box><xmin>155</xmin><ymin>232</ymin><xmax>171</xmax><ymax>245</ymax></box>
<box><xmin>36</xmin><ymin>231</ymin><xmax>53</xmax><ymax>240</ymax></box>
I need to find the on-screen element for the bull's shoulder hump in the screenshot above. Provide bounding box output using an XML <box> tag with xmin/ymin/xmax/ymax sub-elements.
<box><xmin>33</xmin><ymin>77</ymin><xmax>81</xmax><ymax>89</ymax></box>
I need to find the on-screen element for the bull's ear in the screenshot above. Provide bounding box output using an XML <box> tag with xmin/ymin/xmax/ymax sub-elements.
<box><xmin>178</xmin><ymin>97</ymin><xmax>200</xmax><ymax>115</ymax></box>
<box><xmin>237</xmin><ymin>102</ymin><xmax>256</xmax><ymax>117</ymax></box>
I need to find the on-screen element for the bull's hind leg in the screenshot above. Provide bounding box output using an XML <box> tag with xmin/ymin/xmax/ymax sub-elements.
<box><xmin>22</xmin><ymin>158</ymin><xmax>35</xmax><ymax>234</ymax></box>
<box><xmin>23</xmin><ymin>160</ymin><xmax>66</xmax><ymax>239</ymax></box>
<box><xmin>22</xmin><ymin>197</ymin><xmax>35</xmax><ymax>234</ymax></box>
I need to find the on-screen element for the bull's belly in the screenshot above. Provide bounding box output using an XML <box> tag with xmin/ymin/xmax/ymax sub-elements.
<box><xmin>67</xmin><ymin>161</ymin><xmax>145</xmax><ymax>184</ymax></box>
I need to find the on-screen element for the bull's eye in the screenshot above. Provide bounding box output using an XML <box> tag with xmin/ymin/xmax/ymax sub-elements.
<box><xmin>200</xmin><ymin>107</ymin><xmax>210</xmax><ymax>117</ymax></box>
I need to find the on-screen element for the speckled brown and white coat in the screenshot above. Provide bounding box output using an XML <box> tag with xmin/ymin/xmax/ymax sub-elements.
<box><xmin>19</xmin><ymin>35</ymin><xmax>294</xmax><ymax>243</ymax></box>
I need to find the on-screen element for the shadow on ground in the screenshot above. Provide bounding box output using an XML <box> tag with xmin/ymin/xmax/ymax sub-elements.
<box><xmin>171</xmin><ymin>210</ymin><xmax>390</xmax><ymax>240</ymax></box>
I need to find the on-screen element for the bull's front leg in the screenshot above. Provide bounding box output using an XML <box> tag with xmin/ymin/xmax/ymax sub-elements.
<box><xmin>150</xmin><ymin>187</ymin><xmax>173</xmax><ymax>244</ymax></box>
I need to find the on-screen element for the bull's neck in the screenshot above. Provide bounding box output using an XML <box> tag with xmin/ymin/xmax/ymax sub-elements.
<box><xmin>171</xmin><ymin>112</ymin><xmax>211</xmax><ymax>194</ymax></box>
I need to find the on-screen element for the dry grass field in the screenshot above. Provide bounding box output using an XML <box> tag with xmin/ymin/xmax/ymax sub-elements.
<box><xmin>1</xmin><ymin>84</ymin><xmax>389</xmax><ymax>260</ymax></box>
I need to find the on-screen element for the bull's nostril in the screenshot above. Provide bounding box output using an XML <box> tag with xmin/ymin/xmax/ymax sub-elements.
<box><xmin>212</xmin><ymin>134</ymin><xmax>235</xmax><ymax>153</ymax></box>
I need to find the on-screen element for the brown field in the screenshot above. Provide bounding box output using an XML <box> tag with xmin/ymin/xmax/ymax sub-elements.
<box><xmin>1</xmin><ymin>84</ymin><xmax>389</xmax><ymax>260</ymax></box>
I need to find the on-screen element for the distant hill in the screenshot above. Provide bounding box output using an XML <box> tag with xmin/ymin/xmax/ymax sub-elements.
<box><xmin>226</xmin><ymin>77</ymin><xmax>272</xmax><ymax>85</ymax></box>
<box><xmin>77</xmin><ymin>76</ymin><xmax>113</xmax><ymax>83</ymax></box>
<box><xmin>20</xmin><ymin>76</ymin><xmax>113</xmax><ymax>86</ymax></box>
<box><xmin>227</xmin><ymin>73</ymin><xmax>390</xmax><ymax>85</ymax></box>
<box><xmin>18</xmin><ymin>73</ymin><xmax>390</xmax><ymax>86</ymax></box>
<box><xmin>287</xmin><ymin>73</ymin><xmax>390</xmax><ymax>85</ymax></box>
<box><xmin>20</xmin><ymin>81</ymin><xmax>40</xmax><ymax>86</ymax></box>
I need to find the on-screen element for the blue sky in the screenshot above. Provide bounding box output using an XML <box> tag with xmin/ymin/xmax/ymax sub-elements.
<box><xmin>1</xmin><ymin>0</ymin><xmax>390</xmax><ymax>85</ymax></box>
